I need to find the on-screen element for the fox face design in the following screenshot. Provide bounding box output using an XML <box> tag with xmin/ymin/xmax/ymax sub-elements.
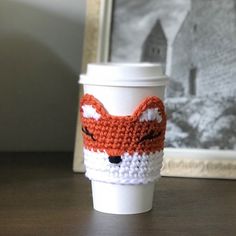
<box><xmin>80</xmin><ymin>94</ymin><xmax>167</xmax><ymax>184</ymax></box>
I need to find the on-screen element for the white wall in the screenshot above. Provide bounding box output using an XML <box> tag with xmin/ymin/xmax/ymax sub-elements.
<box><xmin>0</xmin><ymin>0</ymin><xmax>86</xmax><ymax>151</ymax></box>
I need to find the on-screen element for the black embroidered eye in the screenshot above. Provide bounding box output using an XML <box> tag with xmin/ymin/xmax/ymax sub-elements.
<box><xmin>138</xmin><ymin>130</ymin><xmax>161</xmax><ymax>144</ymax></box>
<box><xmin>82</xmin><ymin>126</ymin><xmax>96</xmax><ymax>141</ymax></box>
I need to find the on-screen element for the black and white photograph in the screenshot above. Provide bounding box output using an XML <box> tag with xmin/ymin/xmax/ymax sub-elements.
<box><xmin>110</xmin><ymin>0</ymin><xmax>236</xmax><ymax>150</ymax></box>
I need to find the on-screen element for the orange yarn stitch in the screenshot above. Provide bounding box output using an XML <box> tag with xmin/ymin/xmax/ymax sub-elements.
<box><xmin>80</xmin><ymin>94</ymin><xmax>166</xmax><ymax>157</ymax></box>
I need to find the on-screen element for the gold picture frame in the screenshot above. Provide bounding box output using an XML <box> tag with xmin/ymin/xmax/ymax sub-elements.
<box><xmin>73</xmin><ymin>0</ymin><xmax>236</xmax><ymax>179</ymax></box>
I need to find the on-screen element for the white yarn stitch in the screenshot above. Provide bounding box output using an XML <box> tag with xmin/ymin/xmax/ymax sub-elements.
<box><xmin>139</xmin><ymin>108</ymin><xmax>162</xmax><ymax>123</ymax></box>
<box><xmin>83</xmin><ymin>148</ymin><xmax>163</xmax><ymax>184</ymax></box>
<box><xmin>82</xmin><ymin>105</ymin><xmax>101</xmax><ymax>120</ymax></box>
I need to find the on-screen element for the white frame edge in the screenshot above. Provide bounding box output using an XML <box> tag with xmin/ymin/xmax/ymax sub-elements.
<box><xmin>97</xmin><ymin>0</ymin><xmax>113</xmax><ymax>62</ymax></box>
<box><xmin>162</xmin><ymin>148</ymin><xmax>236</xmax><ymax>179</ymax></box>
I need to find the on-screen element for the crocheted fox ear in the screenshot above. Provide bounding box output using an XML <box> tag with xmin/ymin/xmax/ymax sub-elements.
<box><xmin>133</xmin><ymin>96</ymin><xmax>165</xmax><ymax>123</ymax></box>
<box><xmin>80</xmin><ymin>94</ymin><xmax>108</xmax><ymax>120</ymax></box>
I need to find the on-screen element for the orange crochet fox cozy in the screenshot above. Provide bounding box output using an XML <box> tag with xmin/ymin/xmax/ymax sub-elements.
<box><xmin>80</xmin><ymin>94</ymin><xmax>167</xmax><ymax>184</ymax></box>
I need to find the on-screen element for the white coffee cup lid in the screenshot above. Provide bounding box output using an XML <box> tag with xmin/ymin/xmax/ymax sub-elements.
<box><xmin>79</xmin><ymin>63</ymin><xmax>168</xmax><ymax>87</ymax></box>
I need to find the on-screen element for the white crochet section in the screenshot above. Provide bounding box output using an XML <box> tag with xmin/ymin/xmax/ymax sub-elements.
<box><xmin>139</xmin><ymin>108</ymin><xmax>162</xmax><ymax>123</ymax></box>
<box><xmin>81</xmin><ymin>105</ymin><xmax>101</xmax><ymax>120</ymax></box>
<box><xmin>83</xmin><ymin>148</ymin><xmax>163</xmax><ymax>184</ymax></box>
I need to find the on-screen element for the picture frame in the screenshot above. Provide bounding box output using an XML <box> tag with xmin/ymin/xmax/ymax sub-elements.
<box><xmin>73</xmin><ymin>0</ymin><xmax>236</xmax><ymax>179</ymax></box>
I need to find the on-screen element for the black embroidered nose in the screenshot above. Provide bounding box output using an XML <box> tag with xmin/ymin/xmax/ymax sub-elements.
<box><xmin>108</xmin><ymin>156</ymin><xmax>122</xmax><ymax>164</ymax></box>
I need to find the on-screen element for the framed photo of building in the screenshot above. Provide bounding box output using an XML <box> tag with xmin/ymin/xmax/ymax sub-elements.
<box><xmin>73</xmin><ymin>0</ymin><xmax>236</xmax><ymax>179</ymax></box>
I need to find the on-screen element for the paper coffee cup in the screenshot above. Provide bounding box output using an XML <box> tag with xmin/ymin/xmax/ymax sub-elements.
<box><xmin>79</xmin><ymin>63</ymin><xmax>167</xmax><ymax>214</ymax></box>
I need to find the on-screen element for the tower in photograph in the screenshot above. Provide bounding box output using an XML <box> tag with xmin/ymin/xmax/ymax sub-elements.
<box><xmin>141</xmin><ymin>20</ymin><xmax>167</xmax><ymax>64</ymax></box>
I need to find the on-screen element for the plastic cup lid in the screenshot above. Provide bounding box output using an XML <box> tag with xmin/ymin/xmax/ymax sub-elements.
<box><xmin>79</xmin><ymin>63</ymin><xmax>168</xmax><ymax>87</ymax></box>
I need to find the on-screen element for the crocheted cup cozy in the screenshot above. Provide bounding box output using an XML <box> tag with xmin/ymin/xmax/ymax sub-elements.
<box><xmin>80</xmin><ymin>94</ymin><xmax>167</xmax><ymax>185</ymax></box>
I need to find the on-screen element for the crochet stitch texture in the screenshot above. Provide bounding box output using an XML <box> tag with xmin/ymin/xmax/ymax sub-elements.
<box><xmin>80</xmin><ymin>94</ymin><xmax>167</xmax><ymax>185</ymax></box>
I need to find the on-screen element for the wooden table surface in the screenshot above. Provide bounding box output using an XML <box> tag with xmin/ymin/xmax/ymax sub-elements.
<box><xmin>0</xmin><ymin>153</ymin><xmax>236</xmax><ymax>236</ymax></box>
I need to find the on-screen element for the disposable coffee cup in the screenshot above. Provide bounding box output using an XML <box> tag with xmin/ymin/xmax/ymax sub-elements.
<box><xmin>79</xmin><ymin>63</ymin><xmax>167</xmax><ymax>214</ymax></box>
